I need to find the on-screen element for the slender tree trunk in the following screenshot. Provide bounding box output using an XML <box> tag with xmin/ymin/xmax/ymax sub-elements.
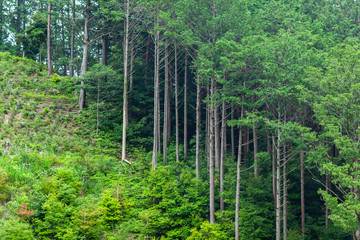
<box><xmin>102</xmin><ymin>34</ymin><xmax>108</xmax><ymax>66</ymax></box>
<box><xmin>325</xmin><ymin>174</ymin><xmax>330</xmax><ymax>229</ymax></box>
<box><xmin>184</xmin><ymin>52</ymin><xmax>188</xmax><ymax>159</ymax></box>
<box><xmin>231</xmin><ymin>103</ymin><xmax>235</xmax><ymax>157</ymax></box>
<box><xmin>253</xmin><ymin>125</ymin><xmax>259</xmax><ymax>177</ymax></box>
<box><xmin>122</xmin><ymin>0</ymin><xmax>130</xmax><ymax>161</ymax></box>
<box><xmin>300</xmin><ymin>150</ymin><xmax>305</xmax><ymax>236</ymax></box>
<box><xmin>272</xmin><ymin>136</ymin><xmax>276</xmax><ymax>210</ymax></box>
<box><xmin>69</xmin><ymin>0</ymin><xmax>75</xmax><ymax>77</ymax></box>
<box><xmin>235</xmin><ymin>105</ymin><xmax>244</xmax><ymax>240</ymax></box>
<box><xmin>152</xmin><ymin>10</ymin><xmax>160</xmax><ymax>171</ymax></box>
<box><xmin>174</xmin><ymin>44</ymin><xmax>179</xmax><ymax>162</ymax></box>
<box><xmin>220</xmin><ymin>99</ymin><xmax>226</xmax><ymax>212</ymax></box>
<box><xmin>47</xmin><ymin>2</ymin><xmax>52</xmax><ymax>75</ymax></box>
<box><xmin>163</xmin><ymin>39</ymin><xmax>170</xmax><ymax>165</ymax></box>
<box><xmin>209</xmin><ymin>77</ymin><xmax>215</xmax><ymax>224</ymax></box>
<box><xmin>79</xmin><ymin>0</ymin><xmax>90</xmax><ymax>110</ymax></box>
<box><xmin>196</xmin><ymin>70</ymin><xmax>201</xmax><ymax>178</ymax></box>
<box><xmin>61</xmin><ymin>19</ymin><xmax>67</xmax><ymax>76</ymax></box>
<box><xmin>214</xmin><ymin>83</ymin><xmax>220</xmax><ymax>170</ymax></box>
<box><xmin>206</xmin><ymin>83</ymin><xmax>210</xmax><ymax>166</ymax></box>
<box><xmin>283</xmin><ymin>146</ymin><xmax>288</xmax><ymax>240</ymax></box>
<box><xmin>276</xmin><ymin>118</ymin><xmax>281</xmax><ymax>240</ymax></box>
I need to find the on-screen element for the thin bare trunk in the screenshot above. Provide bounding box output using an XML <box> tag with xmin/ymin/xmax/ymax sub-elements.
<box><xmin>69</xmin><ymin>0</ymin><xmax>75</xmax><ymax>77</ymax></box>
<box><xmin>283</xmin><ymin>146</ymin><xmax>287</xmax><ymax>240</ymax></box>
<box><xmin>152</xmin><ymin>10</ymin><xmax>160</xmax><ymax>171</ymax></box>
<box><xmin>163</xmin><ymin>40</ymin><xmax>170</xmax><ymax>165</ymax></box>
<box><xmin>47</xmin><ymin>2</ymin><xmax>52</xmax><ymax>75</ymax></box>
<box><xmin>272</xmin><ymin>136</ymin><xmax>276</xmax><ymax>210</ymax></box>
<box><xmin>174</xmin><ymin>44</ymin><xmax>179</xmax><ymax>162</ymax></box>
<box><xmin>61</xmin><ymin>20</ymin><xmax>67</xmax><ymax>76</ymax></box>
<box><xmin>122</xmin><ymin>0</ymin><xmax>130</xmax><ymax>161</ymax></box>
<box><xmin>209</xmin><ymin>78</ymin><xmax>215</xmax><ymax>224</ymax></box>
<box><xmin>214</xmin><ymin>83</ymin><xmax>220</xmax><ymax>170</ymax></box>
<box><xmin>184</xmin><ymin>53</ymin><xmax>188</xmax><ymax>159</ymax></box>
<box><xmin>220</xmin><ymin>99</ymin><xmax>226</xmax><ymax>212</ymax></box>
<box><xmin>253</xmin><ymin>126</ymin><xmax>259</xmax><ymax>177</ymax></box>
<box><xmin>79</xmin><ymin>0</ymin><xmax>90</xmax><ymax>110</ymax></box>
<box><xmin>206</xmin><ymin>83</ymin><xmax>210</xmax><ymax>167</ymax></box>
<box><xmin>300</xmin><ymin>150</ymin><xmax>305</xmax><ymax>236</ymax></box>
<box><xmin>231</xmin><ymin>103</ymin><xmax>235</xmax><ymax>157</ymax></box>
<box><xmin>235</xmin><ymin>105</ymin><xmax>244</xmax><ymax>240</ymax></box>
<box><xmin>276</xmin><ymin>116</ymin><xmax>281</xmax><ymax>240</ymax></box>
<box><xmin>196</xmin><ymin>70</ymin><xmax>201</xmax><ymax>178</ymax></box>
<box><xmin>325</xmin><ymin>174</ymin><xmax>330</xmax><ymax>229</ymax></box>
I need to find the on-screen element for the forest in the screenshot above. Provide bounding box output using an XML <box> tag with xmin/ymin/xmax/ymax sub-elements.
<box><xmin>0</xmin><ymin>0</ymin><xmax>360</xmax><ymax>239</ymax></box>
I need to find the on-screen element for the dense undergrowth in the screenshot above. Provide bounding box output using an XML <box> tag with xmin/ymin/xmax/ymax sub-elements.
<box><xmin>0</xmin><ymin>53</ymin><xmax>349</xmax><ymax>239</ymax></box>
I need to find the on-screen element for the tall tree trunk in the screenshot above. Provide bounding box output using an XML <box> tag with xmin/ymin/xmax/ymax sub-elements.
<box><xmin>163</xmin><ymin>40</ymin><xmax>170</xmax><ymax>165</ymax></box>
<box><xmin>122</xmin><ymin>0</ymin><xmax>130</xmax><ymax>161</ymax></box>
<box><xmin>184</xmin><ymin>52</ymin><xmax>188</xmax><ymax>159</ymax></box>
<box><xmin>152</xmin><ymin>9</ymin><xmax>160</xmax><ymax>171</ymax></box>
<box><xmin>196</xmin><ymin>70</ymin><xmax>201</xmax><ymax>178</ymax></box>
<box><xmin>61</xmin><ymin>18</ymin><xmax>67</xmax><ymax>76</ymax></box>
<box><xmin>47</xmin><ymin>2</ymin><xmax>52</xmax><ymax>75</ymax></box>
<box><xmin>253</xmin><ymin>125</ymin><xmax>259</xmax><ymax>178</ymax></box>
<box><xmin>231</xmin><ymin>103</ymin><xmax>235</xmax><ymax>157</ymax></box>
<box><xmin>102</xmin><ymin>34</ymin><xmax>108</xmax><ymax>66</ymax></box>
<box><xmin>220</xmin><ymin>99</ymin><xmax>226</xmax><ymax>212</ymax></box>
<box><xmin>272</xmin><ymin>136</ymin><xmax>276</xmax><ymax>210</ymax></box>
<box><xmin>79</xmin><ymin>0</ymin><xmax>90</xmax><ymax>110</ymax></box>
<box><xmin>276</xmin><ymin>117</ymin><xmax>281</xmax><ymax>240</ymax></box>
<box><xmin>300</xmin><ymin>150</ymin><xmax>305</xmax><ymax>236</ymax></box>
<box><xmin>174</xmin><ymin>44</ymin><xmax>179</xmax><ymax>162</ymax></box>
<box><xmin>69</xmin><ymin>0</ymin><xmax>75</xmax><ymax>77</ymax></box>
<box><xmin>283</xmin><ymin>146</ymin><xmax>288</xmax><ymax>240</ymax></box>
<box><xmin>235</xmin><ymin>105</ymin><xmax>244</xmax><ymax>240</ymax></box>
<box><xmin>325</xmin><ymin>174</ymin><xmax>330</xmax><ymax>229</ymax></box>
<box><xmin>209</xmin><ymin>77</ymin><xmax>215</xmax><ymax>224</ymax></box>
<box><xmin>214</xmin><ymin>83</ymin><xmax>220</xmax><ymax>170</ymax></box>
<box><xmin>206</xmin><ymin>83</ymin><xmax>210</xmax><ymax>167</ymax></box>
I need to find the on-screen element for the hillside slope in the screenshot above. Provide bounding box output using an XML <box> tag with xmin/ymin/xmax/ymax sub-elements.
<box><xmin>0</xmin><ymin>53</ymin><xmax>132</xmax><ymax>239</ymax></box>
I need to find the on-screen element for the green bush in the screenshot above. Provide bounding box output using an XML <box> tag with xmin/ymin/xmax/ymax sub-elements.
<box><xmin>0</xmin><ymin>217</ymin><xmax>36</xmax><ymax>240</ymax></box>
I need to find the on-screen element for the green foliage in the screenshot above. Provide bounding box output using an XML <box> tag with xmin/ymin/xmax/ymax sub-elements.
<box><xmin>186</xmin><ymin>221</ymin><xmax>227</xmax><ymax>240</ymax></box>
<box><xmin>0</xmin><ymin>217</ymin><xmax>35</xmax><ymax>240</ymax></box>
<box><xmin>15</xmin><ymin>12</ymin><xmax>47</xmax><ymax>60</ymax></box>
<box><xmin>99</xmin><ymin>190</ymin><xmax>123</xmax><ymax>229</ymax></box>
